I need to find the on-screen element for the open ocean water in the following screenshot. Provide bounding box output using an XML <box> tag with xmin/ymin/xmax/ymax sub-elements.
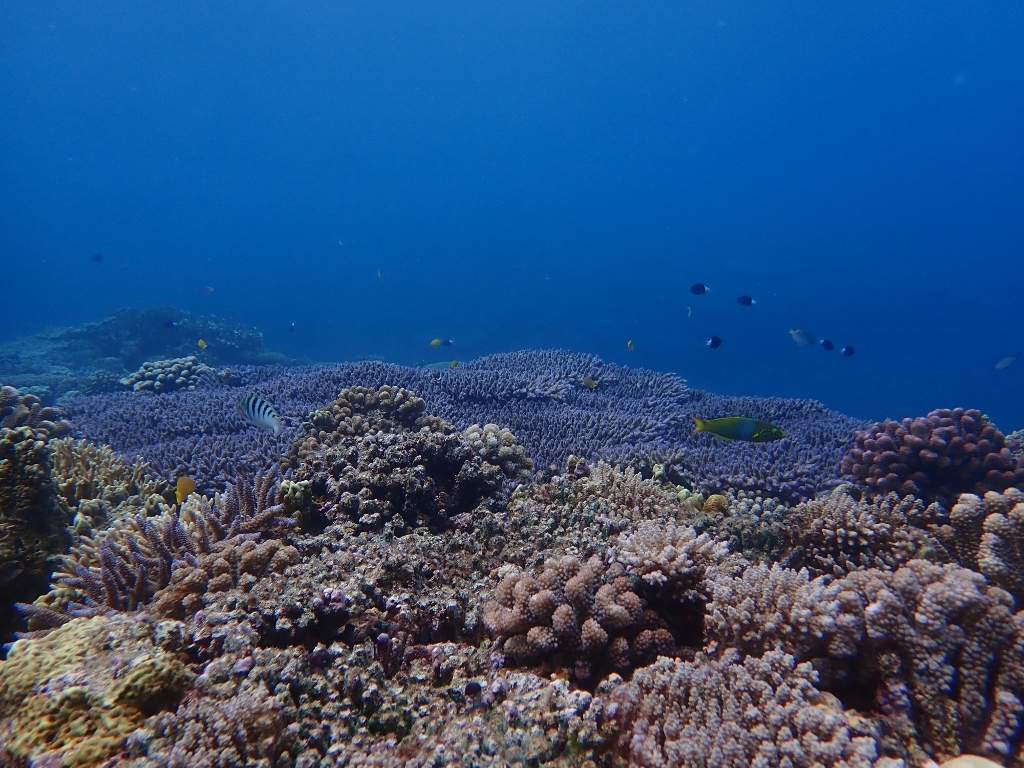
<box><xmin>2</xmin><ymin>4</ymin><xmax>1024</xmax><ymax>767</ymax></box>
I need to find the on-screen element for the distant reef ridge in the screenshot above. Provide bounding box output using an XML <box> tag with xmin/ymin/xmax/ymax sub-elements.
<box><xmin>0</xmin><ymin>307</ymin><xmax>295</xmax><ymax>400</ymax></box>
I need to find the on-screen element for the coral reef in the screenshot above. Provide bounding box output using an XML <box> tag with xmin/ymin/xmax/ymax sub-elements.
<box><xmin>118</xmin><ymin>355</ymin><xmax>218</xmax><ymax>393</ymax></box>
<box><xmin>66</xmin><ymin>350</ymin><xmax>863</xmax><ymax>499</ymax></box>
<box><xmin>0</xmin><ymin>383</ymin><xmax>71</xmax><ymax>438</ymax></box>
<box><xmin>842</xmin><ymin>408</ymin><xmax>1024</xmax><ymax>504</ymax></box>
<box><xmin>0</xmin><ymin>614</ymin><xmax>190</xmax><ymax>767</ymax></box>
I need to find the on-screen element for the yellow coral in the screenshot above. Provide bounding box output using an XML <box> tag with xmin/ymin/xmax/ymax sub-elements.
<box><xmin>0</xmin><ymin>615</ymin><xmax>190</xmax><ymax>766</ymax></box>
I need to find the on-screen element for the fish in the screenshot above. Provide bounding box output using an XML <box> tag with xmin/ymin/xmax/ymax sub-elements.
<box><xmin>627</xmin><ymin>340</ymin><xmax>636</xmax><ymax>352</ymax></box>
<box><xmin>693</xmin><ymin>416</ymin><xmax>787</xmax><ymax>442</ymax></box>
<box><xmin>430</xmin><ymin>338</ymin><xmax>453</xmax><ymax>347</ymax></box>
<box><xmin>582</xmin><ymin>376</ymin><xmax>599</xmax><ymax>389</ymax></box>
<box><xmin>789</xmin><ymin>329</ymin><xmax>814</xmax><ymax>347</ymax></box>
<box><xmin>736</xmin><ymin>295</ymin><xmax>755</xmax><ymax>306</ymax></box>
<box><xmin>90</xmin><ymin>252</ymin><xmax>103</xmax><ymax>263</ymax></box>
<box><xmin>198</xmin><ymin>285</ymin><xmax>214</xmax><ymax>295</ymax></box>
<box><xmin>841</xmin><ymin>346</ymin><xmax>855</xmax><ymax>357</ymax></box>
<box><xmin>690</xmin><ymin>283</ymin><xmax>708</xmax><ymax>295</ymax></box>
<box><xmin>377</xmin><ymin>268</ymin><xmax>383</xmax><ymax>280</ymax></box>
<box><xmin>197</xmin><ymin>339</ymin><xmax>208</xmax><ymax>349</ymax></box>
<box><xmin>163</xmin><ymin>320</ymin><xmax>179</xmax><ymax>329</ymax></box>
<box><xmin>289</xmin><ymin>323</ymin><xmax>295</xmax><ymax>333</ymax></box>
<box><xmin>820</xmin><ymin>339</ymin><xmax>834</xmax><ymax>351</ymax></box>
<box><xmin>450</xmin><ymin>360</ymin><xmax>459</xmax><ymax>369</ymax></box>
<box><xmin>706</xmin><ymin>335</ymin><xmax>723</xmax><ymax>349</ymax></box>
<box><xmin>237</xmin><ymin>394</ymin><xmax>282</xmax><ymax>435</ymax></box>
<box><xmin>995</xmin><ymin>354</ymin><xmax>1019</xmax><ymax>370</ymax></box>
<box><xmin>687</xmin><ymin>306</ymin><xmax>692</xmax><ymax>318</ymax></box>
<box><xmin>175</xmin><ymin>476</ymin><xmax>196</xmax><ymax>504</ymax></box>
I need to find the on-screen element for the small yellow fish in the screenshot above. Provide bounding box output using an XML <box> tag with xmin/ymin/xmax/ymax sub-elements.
<box><xmin>582</xmin><ymin>376</ymin><xmax>598</xmax><ymax>389</ymax></box>
<box><xmin>450</xmin><ymin>360</ymin><xmax>459</xmax><ymax>368</ymax></box>
<box><xmin>197</xmin><ymin>339</ymin><xmax>208</xmax><ymax>349</ymax></box>
<box><xmin>627</xmin><ymin>340</ymin><xmax>635</xmax><ymax>352</ymax></box>
<box><xmin>175</xmin><ymin>476</ymin><xmax>196</xmax><ymax>503</ymax></box>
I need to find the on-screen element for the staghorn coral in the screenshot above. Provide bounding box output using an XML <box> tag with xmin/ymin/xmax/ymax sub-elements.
<box><xmin>0</xmin><ymin>383</ymin><xmax>72</xmax><ymax>438</ymax></box>
<box><xmin>287</xmin><ymin>386</ymin><xmax>528</xmax><ymax>533</ymax></box>
<box><xmin>780</xmin><ymin>489</ymin><xmax>949</xmax><ymax>577</ymax></box>
<box><xmin>621</xmin><ymin>649</ymin><xmax>886</xmax><ymax>768</ymax></box>
<box><xmin>842</xmin><ymin>408</ymin><xmax>1024</xmax><ymax>505</ymax></box>
<box><xmin>949</xmin><ymin>489</ymin><xmax>1024</xmax><ymax>603</ymax></box>
<box><xmin>118</xmin><ymin>355</ymin><xmax>217</xmax><ymax>393</ymax></box>
<box><xmin>0</xmin><ymin>614</ymin><xmax>190</xmax><ymax>767</ymax></box>
<box><xmin>483</xmin><ymin>554</ymin><xmax>677</xmax><ymax>683</ymax></box>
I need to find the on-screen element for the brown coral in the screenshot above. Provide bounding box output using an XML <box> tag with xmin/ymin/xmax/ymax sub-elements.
<box><xmin>950</xmin><ymin>489</ymin><xmax>1024</xmax><ymax>603</ymax></box>
<box><xmin>0</xmin><ymin>384</ymin><xmax>71</xmax><ymax>439</ymax></box>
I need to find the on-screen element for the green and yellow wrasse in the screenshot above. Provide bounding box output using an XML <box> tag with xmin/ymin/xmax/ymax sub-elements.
<box><xmin>692</xmin><ymin>416</ymin><xmax>786</xmax><ymax>442</ymax></box>
<box><xmin>582</xmin><ymin>376</ymin><xmax>598</xmax><ymax>389</ymax></box>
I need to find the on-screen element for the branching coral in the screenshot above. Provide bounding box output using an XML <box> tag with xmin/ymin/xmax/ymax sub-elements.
<box><xmin>484</xmin><ymin>555</ymin><xmax>676</xmax><ymax>683</ymax></box>
<box><xmin>780</xmin><ymin>490</ymin><xmax>948</xmax><ymax>577</ymax></box>
<box><xmin>25</xmin><ymin>467</ymin><xmax>294</xmax><ymax>628</ymax></box>
<box><xmin>622</xmin><ymin>650</ymin><xmax>884</xmax><ymax>768</ymax></box>
<box><xmin>842</xmin><ymin>408</ymin><xmax>1024</xmax><ymax>504</ymax></box>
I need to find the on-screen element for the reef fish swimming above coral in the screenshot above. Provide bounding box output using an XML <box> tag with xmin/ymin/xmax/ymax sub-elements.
<box><xmin>2</xmin><ymin>353</ymin><xmax>1024</xmax><ymax>768</ymax></box>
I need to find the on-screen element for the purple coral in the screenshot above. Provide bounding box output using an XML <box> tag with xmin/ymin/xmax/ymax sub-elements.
<box><xmin>842</xmin><ymin>408</ymin><xmax>1024</xmax><ymax>504</ymax></box>
<box><xmin>65</xmin><ymin>350</ymin><xmax>862</xmax><ymax>502</ymax></box>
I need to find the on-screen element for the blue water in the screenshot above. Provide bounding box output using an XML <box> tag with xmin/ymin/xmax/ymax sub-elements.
<box><xmin>2</xmin><ymin>3</ymin><xmax>1022</xmax><ymax>427</ymax></box>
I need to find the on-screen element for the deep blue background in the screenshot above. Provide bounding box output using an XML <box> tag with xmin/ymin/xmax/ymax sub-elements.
<box><xmin>2</xmin><ymin>3</ymin><xmax>1022</xmax><ymax>426</ymax></box>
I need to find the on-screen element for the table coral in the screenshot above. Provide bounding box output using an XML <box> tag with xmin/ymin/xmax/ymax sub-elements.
<box><xmin>842</xmin><ymin>408</ymin><xmax>1024</xmax><ymax>505</ymax></box>
<box><xmin>0</xmin><ymin>614</ymin><xmax>190</xmax><ymax>767</ymax></box>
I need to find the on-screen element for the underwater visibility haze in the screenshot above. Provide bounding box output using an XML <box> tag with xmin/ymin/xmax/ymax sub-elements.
<box><xmin>2</xmin><ymin>3</ymin><xmax>1024</xmax><ymax>767</ymax></box>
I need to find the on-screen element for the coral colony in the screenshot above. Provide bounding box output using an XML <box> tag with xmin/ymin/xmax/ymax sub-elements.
<box><xmin>3</xmin><ymin>347</ymin><xmax>1024</xmax><ymax>767</ymax></box>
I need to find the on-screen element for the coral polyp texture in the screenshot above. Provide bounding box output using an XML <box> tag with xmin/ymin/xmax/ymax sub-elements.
<box><xmin>0</xmin><ymin>383</ymin><xmax>71</xmax><ymax>438</ymax></box>
<box><xmin>842</xmin><ymin>407</ymin><xmax>1024</xmax><ymax>504</ymax></box>
<box><xmin>7</xmin><ymin>345</ymin><xmax>1024</xmax><ymax>765</ymax></box>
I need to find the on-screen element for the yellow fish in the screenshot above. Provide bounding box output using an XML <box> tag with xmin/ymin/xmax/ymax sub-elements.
<box><xmin>627</xmin><ymin>340</ymin><xmax>635</xmax><ymax>352</ymax></box>
<box><xmin>175</xmin><ymin>476</ymin><xmax>196</xmax><ymax>503</ymax></box>
<box><xmin>450</xmin><ymin>360</ymin><xmax>459</xmax><ymax>368</ymax></box>
<box><xmin>430</xmin><ymin>338</ymin><xmax>452</xmax><ymax>348</ymax></box>
<box><xmin>582</xmin><ymin>376</ymin><xmax>598</xmax><ymax>389</ymax></box>
<box><xmin>197</xmin><ymin>339</ymin><xmax>208</xmax><ymax>349</ymax></box>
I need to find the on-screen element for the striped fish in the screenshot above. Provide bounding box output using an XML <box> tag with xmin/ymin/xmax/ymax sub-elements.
<box><xmin>237</xmin><ymin>394</ymin><xmax>282</xmax><ymax>435</ymax></box>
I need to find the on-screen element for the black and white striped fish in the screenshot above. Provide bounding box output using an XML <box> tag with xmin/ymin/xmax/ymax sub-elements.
<box><xmin>237</xmin><ymin>394</ymin><xmax>282</xmax><ymax>435</ymax></box>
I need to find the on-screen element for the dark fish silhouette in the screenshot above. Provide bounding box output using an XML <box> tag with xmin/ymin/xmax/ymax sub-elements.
<box><xmin>690</xmin><ymin>283</ymin><xmax>708</xmax><ymax>295</ymax></box>
<box><xmin>841</xmin><ymin>346</ymin><xmax>855</xmax><ymax>357</ymax></box>
<box><xmin>820</xmin><ymin>339</ymin><xmax>834</xmax><ymax>351</ymax></box>
<box><xmin>706</xmin><ymin>335</ymin><xmax>723</xmax><ymax>349</ymax></box>
<box><xmin>289</xmin><ymin>323</ymin><xmax>295</xmax><ymax>333</ymax></box>
<box><xmin>90</xmin><ymin>252</ymin><xmax>103</xmax><ymax>263</ymax></box>
<box><xmin>736</xmin><ymin>295</ymin><xmax>755</xmax><ymax>306</ymax></box>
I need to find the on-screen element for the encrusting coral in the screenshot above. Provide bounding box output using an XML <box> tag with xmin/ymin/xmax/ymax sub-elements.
<box><xmin>0</xmin><ymin>614</ymin><xmax>190</xmax><ymax>768</ymax></box>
